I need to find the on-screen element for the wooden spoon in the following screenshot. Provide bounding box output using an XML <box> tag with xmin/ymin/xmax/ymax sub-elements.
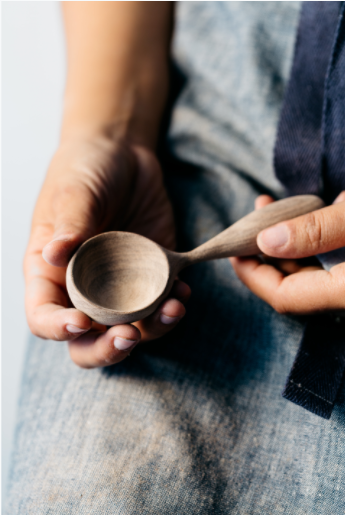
<box><xmin>66</xmin><ymin>195</ymin><xmax>324</xmax><ymax>325</ymax></box>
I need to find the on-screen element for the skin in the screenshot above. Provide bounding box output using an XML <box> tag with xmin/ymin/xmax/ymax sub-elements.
<box><xmin>25</xmin><ymin>2</ymin><xmax>344</xmax><ymax>369</ymax></box>
<box><xmin>230</xmin><ymin>191</ymin><xmax>345</xmax><ymax>315</ymax></box>
<box><xmin>24</xmin><ymin>2</ymin><xmax>191</xmax><ymax>369</ymax></box>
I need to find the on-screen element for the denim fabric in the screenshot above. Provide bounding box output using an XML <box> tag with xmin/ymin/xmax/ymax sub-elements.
<box><xmin>6</xmin><ymin>161</ymin><xmax>345</xmax><ymax>514</ymax></box>
<box><xmin>169</xmin><ymin>1</ymin><xmax>301</xmax><ymax>196</ymax></box>
<box><xmin>274</xmin><ymin>2</ymin><xmax>345</xmax><ymax>419</ymax></box>
<box><xmin>6</xmin><ymin>2</ymin><xmax>345</xmax><ymax>513</ymax></box>
<box><xmin>274</xmin><ymin>1</ymin><xmax>340</xmax><ymax>198</ymax></box>
<box><xmin>323</xmin><ymin>2</ymin><xmax>345</xmax><ymax>202</ymax></box>
<box><xmin>283</xmin><ymin>314</ymin><xmax>345</xmax><ymax>418</ymax></box>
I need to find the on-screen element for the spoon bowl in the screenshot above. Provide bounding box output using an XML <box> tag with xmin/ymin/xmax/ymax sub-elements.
<box><xmin>67</xmin><ymin>232</ymin><xmax>171</xmax><ymax>325</ymax></box>
<box><xmin>66</xmin><ymin>195</ymin><xmax>325</xmax><ymax>325</ymax></box>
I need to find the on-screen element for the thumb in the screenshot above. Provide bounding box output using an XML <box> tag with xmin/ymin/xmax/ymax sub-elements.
<box><xmin>42</xmin><ymin>185</ymin><xmax>99</xmax><ymax>267</ymax></box>
<box><xmin>257</xmin><ymin>201</ymin><xmax>345</xmax><ymax>259</ymax></box>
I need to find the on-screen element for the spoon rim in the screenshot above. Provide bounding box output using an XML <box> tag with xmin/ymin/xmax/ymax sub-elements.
<box><xmin>66</xmin><ymin>231</ymin><xmax>171</xmax><ymax>316</ymax></box>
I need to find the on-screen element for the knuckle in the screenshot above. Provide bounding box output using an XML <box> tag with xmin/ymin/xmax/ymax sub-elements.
<box><xmin>69</xmin><ymin>352</ymin><xmax>94</xmax><ymax>369</ymax></box>
<box><xmin>27</xmin><ymin>309</ymin><xmax>43</xmax><ymax>337</ymax></box>
<box><xmin>28</xmin><ymin>323</ymin><xmax>46</xmax><ymax>340</ymax></box>
<box><xmin>302</xmin><ymin>212</ymin><xmax>324</xmax><ymax>253</ymax></box>
<box><xmin>76</xmin><ymin>361</ymin><xmax>94</xmax><ymax>370</ymax></box>
<box><xmin>272</xmin><ymin>296</ymin><xmax>289</xmax><ymax>315</ymax></box>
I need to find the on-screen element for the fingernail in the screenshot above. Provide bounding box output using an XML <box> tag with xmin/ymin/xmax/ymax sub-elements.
<box><xmin>51</xmin><ymin>235</ymin><xmax>74</xmax><ymax>243</ymax></box>
<box><xmin>114</xmin><ymin>337</ymin><xmax>138</xmax><ymax>351</ymax></box>
<box><xmin>259</xmin><ymin>225</ymin><xmax>289</xmax><ymax>249</ymax></box>
<box><xmin>160</xmin><ymin>314</ymin><xmax>180</xmax><ymax>325</ymax></box>
<box><xmin>66</xmin><ymin>324</ymin><xmax>87</xmax><ymax>334</ymax></box>
<box><xmin>43</xmin><ymin>236</ymin><xmax>72</xmax><ymax>250</ymax></box>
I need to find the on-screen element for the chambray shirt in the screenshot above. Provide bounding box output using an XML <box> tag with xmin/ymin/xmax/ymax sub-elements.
<box><xmin>168</xmin><ymin>1</ymin><xmax>301</xmax><ymax>196</ymax></box>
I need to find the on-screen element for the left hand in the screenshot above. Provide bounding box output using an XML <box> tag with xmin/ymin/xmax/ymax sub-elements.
<box><xmin>24</xmin><ymin>137</ymin><xmax>190</xmax><ymax>368</ymax></box>
<box><xmin>230</xmin><ymin>192</ymin><xmax>345</xmax><ymax>315</ymax></box>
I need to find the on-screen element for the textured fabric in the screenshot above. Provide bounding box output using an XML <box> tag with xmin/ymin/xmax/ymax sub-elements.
<box><xmin>6</xmin><ymin>160</ymin><xmax>345</xmax><ymax>514</ymax></box>
<box><xmin>283</xmin><ymin>316</ymin><xmax>345</xmax><ymax>419</ymax></box>
<box><xmin>168</xmin><ymin>1</ymin><xmax>301</xmax><ymax>197</ymax></box>
<box><xmin>6</xmin><ymin>2</ymin><xmax>345</xmax><ymax>512</ymax></box>
<box><xmin>274</xmin><ymin>1</ymin><xmax>340</xmax><ymax>197</ymax></box>
<box><xmin>275</xmin><ymin>2</ymin><xmax>345</xmax><ymax>419</ymax></box>
<box><xmin>322</xmin><ymin>3</ymin><xmax>345</xmax><ymax>202</ymax></box>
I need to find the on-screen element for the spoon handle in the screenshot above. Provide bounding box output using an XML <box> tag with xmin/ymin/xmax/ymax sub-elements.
<box><xmin>183</xmin><ymin>195</ymin><xmax>325</xmax><ymax>264</ymax></box>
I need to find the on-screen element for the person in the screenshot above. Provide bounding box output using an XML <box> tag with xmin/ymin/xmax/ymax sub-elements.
<box><xmin>6</xmin><ymin>2</ymin><xmax>345</xmax><ymax>513</ymax></box>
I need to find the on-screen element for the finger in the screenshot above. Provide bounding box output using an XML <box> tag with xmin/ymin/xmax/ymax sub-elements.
<box><xmin>255</xmin><ymin>196</ymin><xmax>304</xmax><ymax>274</ymax></box>
<box><xmin>261</xmin><ymin>256</ymin><xmax>322</xmax><ymax>275</ymax></box>
<box><xmin>132</xmin><ymin>280</ymin><xmax>190</xmax><ymax>342</ymax></box>
<box><xmin>139</xmin><ymin>279</ymin><xmax>190</xmax><ymax>340</ymax></box>
<box><xmin>230</xmin><ymin>256</ymin><xmax>345</xmax><ymax>314</ymax></box>
<box><xmin>135</xmin><ymin>297</ymin><xmax>186</xmax><ymax>342</ymax></box>
<box><xmin>170</xmin><ymin>279</ymin><xmax>192</xmax><ymax>303</ymax></box>
<box><xmin>41</xmin><ymin>184</ymin><xmax>99</xmax><ymax>267</ymax></box>
<box><xmin>257</xmin><ymin>198</ymin><xmax>345</xmax><ymax>259</ymax></box>
<box><xmin>333</xmin><ymin>191</ymin><xmax>345</xmax><ymax>204</ymax></box>
<box><xmin>255</xmin><ymin>195</ymin><xmax>274</xmax><ymax>210</ymax></box>
<box><xmin>261</xmin><ymin>256</ymin><xmax>303</xmax><ymax>274</ymax></box>
<box><xmin>68</xmin><ymin>324</ymin><xmax>141</xmax><ymax>368</ymax></box>
<box><xmin>254</xmin><ymin>196</ymin><xmax>320</xmax><ymax>275</ymax></box>
<box><xmin>24</xmin><ymin>247</ymin><xmax>91</xmax><ymax>339</ymax></box>
<box><xmin>25</xmin><ymin>268</ymin><xmax>92</xmax><ymax>340</ymax></box>
<box><xmin>69</xmin><ymin>280</ymin><xmax>191</xmax><ymax>365</ymax></box>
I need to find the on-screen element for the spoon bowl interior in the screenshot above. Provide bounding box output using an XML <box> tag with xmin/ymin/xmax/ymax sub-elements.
<box><xmin>68</xmin><ymin>232</ymin><xmax>170</xmax><ymax>323</ymax></box>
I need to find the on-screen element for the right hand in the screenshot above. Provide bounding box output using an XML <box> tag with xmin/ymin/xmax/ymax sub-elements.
<box><xmin>24</xmin><ymin>134</ymin><xmax>191</xmax><ymax>368</ymax></box>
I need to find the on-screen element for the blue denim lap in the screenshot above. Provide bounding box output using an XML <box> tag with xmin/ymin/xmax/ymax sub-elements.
<box><xmin>5</xmin><ymin>162</ymin><xmax>345</xmax><ymax>514</ymax></box>
<box><xmin>6</xmin><ymin>2</ymin><xmax>345</xmax><ymax>512</ymax></box>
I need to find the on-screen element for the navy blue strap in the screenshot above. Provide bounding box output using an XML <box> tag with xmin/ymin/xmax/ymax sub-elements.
<box><xmin>283</xmin><ymin>316</ymin><xmax>345</xmax><ymax>419</ymax></box>
<box><xmin>274</xmin><ymin>1</ymin><xmax>340</xmax><ymax>197</ymax></box>
<box><xmin>322</xmin><ymin>4</ymin><xmax>345</xmax><ymax>203</ymax></box>
<box><xmin>274</xmin><ymin>2</ymin><xmax>345</xmax><ymax>419</ymax></box>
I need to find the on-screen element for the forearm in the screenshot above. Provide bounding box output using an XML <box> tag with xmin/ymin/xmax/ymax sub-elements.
<box><xmin>61</xmin><ymin>1</ymin><xmax>173</xmax><ymax>149</ymax></box>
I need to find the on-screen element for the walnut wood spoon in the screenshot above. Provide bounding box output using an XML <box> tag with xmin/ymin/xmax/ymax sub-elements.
<box><xmin>66</xmin><ymin>195</ymin><xmax>324</xmax><ymax>325</ymax></box>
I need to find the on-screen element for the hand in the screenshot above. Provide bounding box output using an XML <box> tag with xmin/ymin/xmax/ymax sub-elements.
<box><xmin>24</xmin><ymin>135</ymin><xmax>190</xmax><ymax>368</ymax></box>
<box><xmin>230</xmin><ymin>192</ymin><xmax>345</xmax><ymax>315</ymax></box>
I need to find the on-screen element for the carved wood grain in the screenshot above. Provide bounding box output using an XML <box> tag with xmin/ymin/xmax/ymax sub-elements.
<box><xmin>66</xmin><ymin>195</ymin><xmax>325</xmax><ymax>325</ymax></box>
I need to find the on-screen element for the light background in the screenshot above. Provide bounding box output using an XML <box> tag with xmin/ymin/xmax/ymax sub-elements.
<box><xmin>2</xmin><ymin>2</ymin><xmax>65</xmax><ymax>505</ymax></box>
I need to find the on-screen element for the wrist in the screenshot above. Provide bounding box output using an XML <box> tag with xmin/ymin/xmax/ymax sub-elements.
<box><xmin>58</xmin><ymin>124</ymin><xmax>158</xmax><ymax>163</ymax></box>
<box><xmin>60</xmin><ymin>67</ymin><xmax>168</xmax><ymax>151</ymax></box>
<box><xmin>60</xmin><ymin>119</ymin><xmax>157</xmax><ymax>153</ymax></box>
